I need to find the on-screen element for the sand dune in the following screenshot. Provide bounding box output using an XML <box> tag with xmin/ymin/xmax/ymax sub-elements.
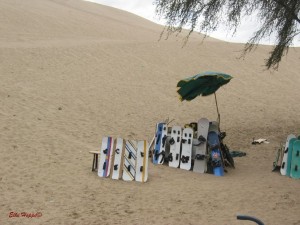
<box><xmin>0</xmin><ymin>0</ymin><xmax>299</xmax><ymax>224</ymax></box>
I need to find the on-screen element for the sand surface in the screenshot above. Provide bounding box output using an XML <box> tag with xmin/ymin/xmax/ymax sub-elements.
<box><xmin>0</xmin><ymin>0</ymin><xmax>299</xmax><ymax>224</ymax></box>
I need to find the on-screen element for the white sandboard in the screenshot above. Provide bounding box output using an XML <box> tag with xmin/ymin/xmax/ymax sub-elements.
<box><xmin>122</xmin><ymin>140</ymin><xmax>137</xmax><ymax>181</ymax></box>
<box><xmin>193</xmin><ymin>118</ymin><xmax>209</xmax><ymax>173</ymax></box>
<box><xmin>180</xmin><ymin>127</ymin><xmax>193</xmax><ymax>170</ymax></box>
<box><xmin>168</xmin><ymin>126</ymin><xmax>182</xmax><ymax>168</ymax></box>
<box><xmin>153</xmin><ymin>123</ymin><xmax>168</xmax><ymax>164</ymax></box>
<box><xmin>111</xmin><ymin>138</ymin><xmax>125</xmax><ymax>180</ymax></box>
<box><xmin>281</xmin><ymin>134</ymin><xmax>296</xmax><ymax>175</ymax></box>
<box><xmin>98</xmin><ymin>136</ymin><xmax>114</xmax><ymax>178</ymax></box>
<box><xmin>135</xmin><ymin>140</ymin><xmax>149</xmax><ymax>182</ymax></box>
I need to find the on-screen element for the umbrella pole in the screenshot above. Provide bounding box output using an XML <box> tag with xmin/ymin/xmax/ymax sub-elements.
<box><xmin>214</xmin><ymin>93</ymin><xmax>221</xmax><ymax>129</ymax></box>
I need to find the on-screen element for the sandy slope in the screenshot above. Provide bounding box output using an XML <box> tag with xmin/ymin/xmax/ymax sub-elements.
<box><xmin>0</xmin><ymin>0</ymin><xmax>299</xmax><ymax>224</ymax></box>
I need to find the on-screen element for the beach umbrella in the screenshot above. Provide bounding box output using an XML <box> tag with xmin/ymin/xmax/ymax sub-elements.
<box><xmin>177</xmin><ymin>71</ymin><xmax>233</xmax><ymax>128</ymax></box>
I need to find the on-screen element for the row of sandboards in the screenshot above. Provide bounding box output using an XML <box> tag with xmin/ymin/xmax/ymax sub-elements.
<box><xmin>273</xmin><ymin>134</ymin><xmax>300</xmax><ymax>179</ymax></box>
<box><xmin>97</xmin><ymin>137</ymin><xmax>149</xmax><ymax>182</ymax></box>
<box><xmin>152</xmin><ymin>118</ymin><xmax>234</xmax><ymax>176</ymax></box>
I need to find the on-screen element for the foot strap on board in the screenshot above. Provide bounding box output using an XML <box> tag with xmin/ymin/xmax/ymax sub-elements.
<box><xmin>154</xmin><ymin>150</ymin><xmax>166</xmax><ymax>163</ymax></box>
<box><xmin>167</xmin><ymin>153</ymin><xmax>173</xmax><ymax>162</ymax></box>
<box><xmin>212</xmin><ymin>160</ymin><xmax>222</xmax><ymax>168</ymax></box>
<box><xmin>103</xmin><ymin>149</ymin><xmax>108</xmax><ymax>154</ymax></box>
<box><xmin>115</xmin><ymin>148</ymin><xmax>120</xmax><ymax>154</ymax></box>
<box><xmin>169</xmin><ymin>137</ymin><xmax>175</xmax><ymax>145</ymax></box>
<box><xmin>181</xmin><ymin>156</ymin><xmax>190</xmax><ymax>163</ymax></box>
<box><xmin>156</xmin><ymin>134</ymin><xmax>161</xmax><ymax>145</ymax></box>
<box><xmin>198</xmin><ymin>135</ymin><xmax>206</xmax><ymax>143</ymax></box>
<box><xmin>209</xmin><ymin>142</ymin><xmax>219</xmax><ymax>150</ymax></box>
<box><xmin>114</xmin><ymin>164</ymin><xmax>118</xmax><ymax>170</ymax></box>
<box><xmin>195</xmin><ymin>154</ymin><xmax>206</xmax><ymax>160</ymax></box>
<box><xmin>103</xmin><ymin>162</ymin><xmax>106</xmax><ymax>170</ymax></box>
<box><xmin>284</xmin><ymin>148</ymin><xmax>289</xmax><ymax>153</ymax></box>
<box><xmin>162</xmin><ymin>135</ymin><xmax>167</xmax><ymax>147</ymax></box>
<box><xmin>160</xmin><ymin>151</ymin><xmax>166</xmax><ymax>163</ymax></box>
<box><xmin>182</xmin><ymin>138</ymin><xmax>191</xmax><ymax>145</ymax></box>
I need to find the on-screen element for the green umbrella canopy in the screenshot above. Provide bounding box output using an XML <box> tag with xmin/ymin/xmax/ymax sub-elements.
<box><xmin>177</xmin><ymin>71</ymin><xmax>233</xmax><ymax>128</ymax></box>
<box><xmin>177</xmin><ymin>71</ymin><xmax>233</xmax><ymax>101</ymax></box>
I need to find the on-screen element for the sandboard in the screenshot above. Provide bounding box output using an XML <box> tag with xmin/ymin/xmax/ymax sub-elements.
<box><xmin>193</xmin><ymin>118</ymin><xmax>209</xmax><ymax>173</ymax></box>
<box><xmin>98</xmin><ymin>136</ymin><xmax>114</xmax><ymax>178</ymax></box>
<box><xmin>272</xmin><ymin>144</ymin><xmax>284</xmax><ymax>172</ymax></box>
<box><xmin>209</xmin><ymin>121</ymin><xmax>219</xmax><ymax>132</ymax></box>
<box><xmin>207</xmin><ymin>122</ymin><xmax>224</xmax><ymax>176</ymax></box>
<box><xmin>180</xmin><ymin>127</ymin><xmax>193</xmax><ymax>170</ymax></box>
<box><xmin>192</xmin><ymin>139</ymin><xmax>197</xmax><ymax>163</ymax></box>
<box><xmin>164</xmin><ymin>136</ymin><xmax>171</xmax><ymax>164</ymax></box>
<box><xmin>122</xmin><ymin>140</ymin><xmax>137</xmax><ymax>181</ymax></box>
<box><xmin>168</xmin><ymin>126</ymin><xmax>182</xmax><ymax>168</ymax></box>
<box><xmin>135</xmin><ymin>140</ymin><xmax>149</xmax><ymax>182</ymax></box>
<box><xmin>290</xmin><ymin>140</ymin><xmax>300</xmax><ymax>179</ymax></box>
<box><xmin>286</xmin><ymin>137</ymin><xmax>297</xmax><ymax>176</ymax></box>
<box><xmin>111</xmin><ymin>138</ymin><xmax>125</xmax><ymax>180</ymax></box>
<box><xmin>153</xmin><ymin>123</ymin><xmax>168</xmax><ymax>164</ymax></box>
<box><xmin>153</xmin><ymin>123</ymin><xmax>160</xmax><ymax>158</ymax></box>
<box><xmin>280</xmin><ymin>134</ymin><xmax>296</xmax><ymax>175</ymax></box>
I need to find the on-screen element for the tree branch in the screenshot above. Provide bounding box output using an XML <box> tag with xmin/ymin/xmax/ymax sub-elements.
<box><xmin>272</xmin><ymin>0</ymin><xmax>300</xmax><ymax>23</ymax></box>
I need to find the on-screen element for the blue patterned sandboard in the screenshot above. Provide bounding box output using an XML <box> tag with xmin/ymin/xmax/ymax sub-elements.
<box><xmin>207</xmin><ymin>130</ymin><xmax>224</xmax><ymax>176</ymax></box>
<box><xmin>153</xmin><ymin>123</ymin><xmax>167</xmax><ymax>164</ymax></box>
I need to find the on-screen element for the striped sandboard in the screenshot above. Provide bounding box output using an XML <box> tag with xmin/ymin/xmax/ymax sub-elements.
<box><xmin>122</xmin><ymin>140</ymin><xmax>137</xmax><ymax>181</ymax></box>
<box><xmin>135</xmin><ymin>140</ymin><xmax>149</xmax><ymax>182</ymax></box>
<box><xmin>98</xmin><ymin>136</ymin><xmax>114</xmax><ymax>178</ymax></box>
<box><xmin>111</xmin><ymin>138</ymin><xmax>125</xmax><ymax>180</ymax></box>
